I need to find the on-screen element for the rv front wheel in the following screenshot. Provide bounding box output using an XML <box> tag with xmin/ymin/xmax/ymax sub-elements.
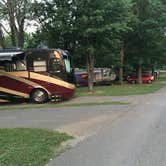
<box><xmin>30</xmin><ymin>89</ymin><xmax>48</xmax><ymax>104</ymax></box>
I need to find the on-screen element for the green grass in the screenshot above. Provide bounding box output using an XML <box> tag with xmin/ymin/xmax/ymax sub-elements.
<box><xmin>0</xmin><ymin>128</ymin><xmax>72</xmax><ymax>166</ymax></box>
<box><xmin>76</xmin><ymin>81</ymin><xmax>165</xmax><ymax>97</ymax></box>
<box><xmin>0</xmin><ymin>101</ymin><xmax>129</xmax><ymax>111</ymax></box>
<box><xmin>156</xmin><ymin>76</ymin><xmax>166</xmax><ymax>82</ymax></box>
<box><xmin>65</xmin><ymin>101</ymin><xmax>129</xmax><ymax>106</ymax></box>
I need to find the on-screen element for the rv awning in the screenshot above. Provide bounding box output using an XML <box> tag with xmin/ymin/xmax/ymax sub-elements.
<box><xmin>0</xmin><ymin>52</ymin><xmax>24</xmax><ymax>61</ymax></box>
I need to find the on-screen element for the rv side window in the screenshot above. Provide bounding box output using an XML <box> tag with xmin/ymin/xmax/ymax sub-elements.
<box><xmin>15</xmin><ymin>60</ymin><xmax>27</xmax><ymax>71</ymax></box>
<box><xmin>33</xmin><ymin>60</ymin><xmax>47</xmax><ymax>72</ymax></box>
<box><xmin>3</xmin><ymin>60</ymin><xmax>26</xmax><ymax>72</ymax></box>
<box><xmin>0</xmin><ymin>63</ymin><xmax>5</xmax><ymax>71</ymax></box>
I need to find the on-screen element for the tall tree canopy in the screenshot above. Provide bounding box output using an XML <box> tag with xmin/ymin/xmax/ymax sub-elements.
<box><xmin>0</xmin><ymin>0</ymin><xmax>32</xmax><ymax>48</ymax></box>
<box><xmin>4</xmin><ymin>0</ymin><xmax>165</xmax><ymax>87</ymax></box>
<box><xmin>26</xmin><ymin>0</ymin><xmax>166</xmax><ymax>86</ymax></box>
<box><xmin>30</xmin><ymin>0</ymin><xmax>134</xmax><ymax>88</ymax></box>
<box><xmin>125</xmin><ymin>0</ymin><xmax>166</xmax><ymax>83</ymax></box>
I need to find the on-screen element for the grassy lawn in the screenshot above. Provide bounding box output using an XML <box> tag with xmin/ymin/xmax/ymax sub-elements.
<box><xmin>156</xmin><ymin>76</ymin><xmax>166</xmax><ymax>82</ymax></box>
<box><xmin>0</xmin><ymin>128</ymin><xmax>72</xmax><ymax>166</ymax></box>
<box><xmin>0</xmin><ymin>101</ymin><xmax>129</xmax><ymax>111</ymax></box>
<box><xmin>76</xmin><ymin>80</ymin><xmax>166</xmax><ymax>97</ymax></box>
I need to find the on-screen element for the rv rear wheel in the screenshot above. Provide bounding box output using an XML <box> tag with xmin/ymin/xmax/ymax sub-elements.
<box><xmin>30</xmin><ymin>89</ymin><xmax>48</xmax><ymax>104</ymax></box>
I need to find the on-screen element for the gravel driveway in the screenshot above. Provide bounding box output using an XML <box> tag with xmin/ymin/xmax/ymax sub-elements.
<box><xmin>0</xmin><ymin>87</ymin><xmax>166</xmax><ymax>166</ymax></box>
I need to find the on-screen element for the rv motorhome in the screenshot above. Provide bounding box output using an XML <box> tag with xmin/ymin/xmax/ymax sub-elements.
<box><xmin>0</xmin><ymin>49</ymin><xmax>75</xmax><ymax>103</ymax></box>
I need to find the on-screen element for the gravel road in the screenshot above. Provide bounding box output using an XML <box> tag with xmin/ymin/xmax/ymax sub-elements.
<box><xmin>1</xmin><ymin>87</ymin><xmax>166</xmax><ymax>166</ymax></box>
<box><xmin>47</xmin><ymin>87</ymin><xmax>166</xmax><ymax>166</ymax></box>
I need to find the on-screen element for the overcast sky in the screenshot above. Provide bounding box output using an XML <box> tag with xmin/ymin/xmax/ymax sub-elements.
<box><xmin>1</xmin><ymin>20</ymin><xmax>39</xmax><ymax>35</ymax></box>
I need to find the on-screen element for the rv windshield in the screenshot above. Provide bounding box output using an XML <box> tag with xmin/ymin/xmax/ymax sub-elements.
<box><xmin>49</xmin><ymin>58</ymin><xmax>63</xmax><ymax>73</ymax></box>
<box><xmin>64</xmin><ymin>56</ymin><xmax>71</xmax><ymax>73</ymax></box>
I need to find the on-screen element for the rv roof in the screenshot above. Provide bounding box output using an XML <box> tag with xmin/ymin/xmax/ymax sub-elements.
<box><xmin>0</xmin><ymin>52</ymin><xmax>24</xmax><ymax>61</ymax></box>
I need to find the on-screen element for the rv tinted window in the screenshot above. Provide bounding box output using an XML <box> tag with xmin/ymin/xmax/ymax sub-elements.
<box><xmin>0</xmin><ymin>62</ymin><xmax>5</xmax><ymax>71</ymax></box>
<box><xmin>4</xmin><ymin>62</ymin><xmax>16</xmax><ymax>72</ymax></box>
<box><xmin>15</xmin><ymin>60</ymin><xmax>26</xmax><ymax>71</ymax></box>
<box><xmin>3</xmin><ymin>60</ymin><xmax>26</xmax><ymax>72</ymax></box>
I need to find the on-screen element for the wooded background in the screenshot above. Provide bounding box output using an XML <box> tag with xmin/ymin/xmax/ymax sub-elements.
<box><xmin>0</xmin><ymin>0</ymin><xmax>166</xmax><ymax>89</ymax></box>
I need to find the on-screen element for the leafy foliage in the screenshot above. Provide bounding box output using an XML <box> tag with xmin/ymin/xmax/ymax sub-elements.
<box><xmin>125</xmin><ymin>0</ymin><xmax>166</xmax><ymax>68</ymax></box>
<box><xmin>0</xmin><ymin>0</ymin><xmax>33</xmax><ymax>48</ymax></box>
<box><xmin>1</xmin><ymin>0</ymin><xmax>166</xmax><ymax>85</ymax></box>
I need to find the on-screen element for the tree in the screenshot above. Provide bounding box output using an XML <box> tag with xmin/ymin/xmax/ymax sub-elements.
<box><xmin>0</xmin><ymin>23</ymin><xmax>5</xmax><ymax>48</ymax></box>
<box><xmin>0</xmin><ymin>0</ymin><xmax>32</xmax><ymax>48</ymax></box>
<box><xmin>72</xmin><ymin>0</ymin><xmax>105</xmax><ymax>91</ymax></box>
<box><xmin>29</xmin><ymin>0</ymin><xmax>103</xmax><ymax>91</ymax></box>
<box><xmin>29</xmin><ymin>0</ymin><xmax>134</xmax><ymax>89</ymax></box>
<box><xmin>73</xmin><ymin>0</ymin><xmax>134</xmax><ymax>89</ymax></box>
<box><xmin>125</xmin><ymin>0</ymin><xmax>166</xmax><ymax>84</ymax></box>
<box><xmin>31</xmin><ymin>0</ymin><xmax>76</xmax><ymax>51</ymax></box>
<box><xmin>26</xmin><ymin>0</ymin><xmax>166</xmax><ymax>88</ymax></box>
<box><xmin>106</xmin><ymin>0</ymin><xmax>133</xmax><ymax>85</ymax></box>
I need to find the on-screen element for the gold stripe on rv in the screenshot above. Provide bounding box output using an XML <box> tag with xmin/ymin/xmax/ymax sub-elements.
<box><xmin>30</xmin><ymin>72</ymin><xmax>75</xmax><ymax>89</ymax></box>
<box><xmin>10</xmin><ymin>71</ymin><xmax>75</xmax><ymax>89</ymax></box>
<box><xmin>0</xmin><ymin>87</ymin><xmax>29</xmax><ymax>98</ymax></box>
<box><xmin>0</xmin><ymin>70</ymin><xmax>39</xmax><ymax>87</ymax></box>
<box><xmin>0</xmin><ymin>71</ymin><xmax>50</xmax><ymax>95</ymax></box>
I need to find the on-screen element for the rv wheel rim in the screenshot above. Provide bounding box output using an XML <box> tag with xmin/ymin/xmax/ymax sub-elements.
<box><xmin>33</xmin><ymin>90</ymin><xmax>46</xmax><ymax>102</ymax></box>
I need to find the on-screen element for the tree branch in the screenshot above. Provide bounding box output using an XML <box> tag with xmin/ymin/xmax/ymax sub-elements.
<box><xmin>1</xmin><ymin>0</ymin><xmax>7</xmax><ymax>6</ymax></box>
<box><xmin>0</xmin><ymin>23</ymin><xmax>11</xmax><ymax>36</ymax></box>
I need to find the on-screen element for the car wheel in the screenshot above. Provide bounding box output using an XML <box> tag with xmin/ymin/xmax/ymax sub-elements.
<box><xmin>131</xmin><ymin>80</ymin><xmax>136</xmax><ymax>84</ymax></box>
<box><xmin>30</xmin><ymin>89</ymin><xmax>48</xmax><ymax>104</ymax></box>
<box><xmin>147</xmin><ymin>80</ymin><xmax>152</xmax><ymax>84</ymax></box>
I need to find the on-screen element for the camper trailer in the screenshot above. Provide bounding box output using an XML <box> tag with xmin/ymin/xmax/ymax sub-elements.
<box><xmin>75</xmin><ymin>68</ymin><xmax>116</xmax><ymax>86</ymax></box>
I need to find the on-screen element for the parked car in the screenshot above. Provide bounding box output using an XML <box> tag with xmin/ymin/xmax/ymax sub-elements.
<box><xmin>75</xmin><ymin>72</ymin><xmax>88</xmax><ymax>86</ymax></box>
<box><xmin>127</xmin><ymin>73</ymin><xmax>155</xmax><ymax>84</ymax></box>
<box><xmin>145</xmin><ymin>70</ymin><xmax>160</xmax><ymax>78</ymax></box>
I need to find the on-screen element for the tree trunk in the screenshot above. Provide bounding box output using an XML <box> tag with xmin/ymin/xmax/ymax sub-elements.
<box><xmin>18</xmin><ymin>27</ymin><xmax>24</xmax><ymax>48</ymax></box>
<box><xmin>138</xmin><ymin>64</ymin><xmax>142</xmax><ymax>84</ymax></box>
<box><xmin>7</xmin><ymin>0</ymin><xmax>17</xmax><ymax>47</ymax></box>
<box><xmin>87</xmin><ymin>53</ymin><xmax>94</xmax><ymax>92</ymax></box>
<box><xmin>151</xmin><ymin>65</ymin><xmax>155</xmax><ymax>75</ymax></box>
<box><xmin>119</xmin><ymin>41</ymin><xmax>125</xmax><ymax>85</ymax></box>
<box><xmin>119</xmin><ymin>67</ymin><xmax>123</xmax><ymax>85</ymax></box>
<box><xmin>0</xmin><ymin>24</ymin><xmax>5</xmax><ymax>48</ymax></box>
<box><xmin>6</xmin><ymin>0</ymin><xmax>27</xmax><ymax>48</ymax></box>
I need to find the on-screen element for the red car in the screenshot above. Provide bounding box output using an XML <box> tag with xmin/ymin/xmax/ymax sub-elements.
<box><xmin>127</xmin><ymin>73</ymin><xmax>155</xmax><ymax>84</ymax></box>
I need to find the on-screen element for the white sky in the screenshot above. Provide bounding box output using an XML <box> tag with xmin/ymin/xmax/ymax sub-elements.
<box><xmin>1</xmin><ymin>20</ymin><xmax>39</xmax><ymax>35</ymax></box>
<box><xmin>25</xmin><ymin>20</ymin><xmax>39</xmax><ymax>33</ymax></box>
